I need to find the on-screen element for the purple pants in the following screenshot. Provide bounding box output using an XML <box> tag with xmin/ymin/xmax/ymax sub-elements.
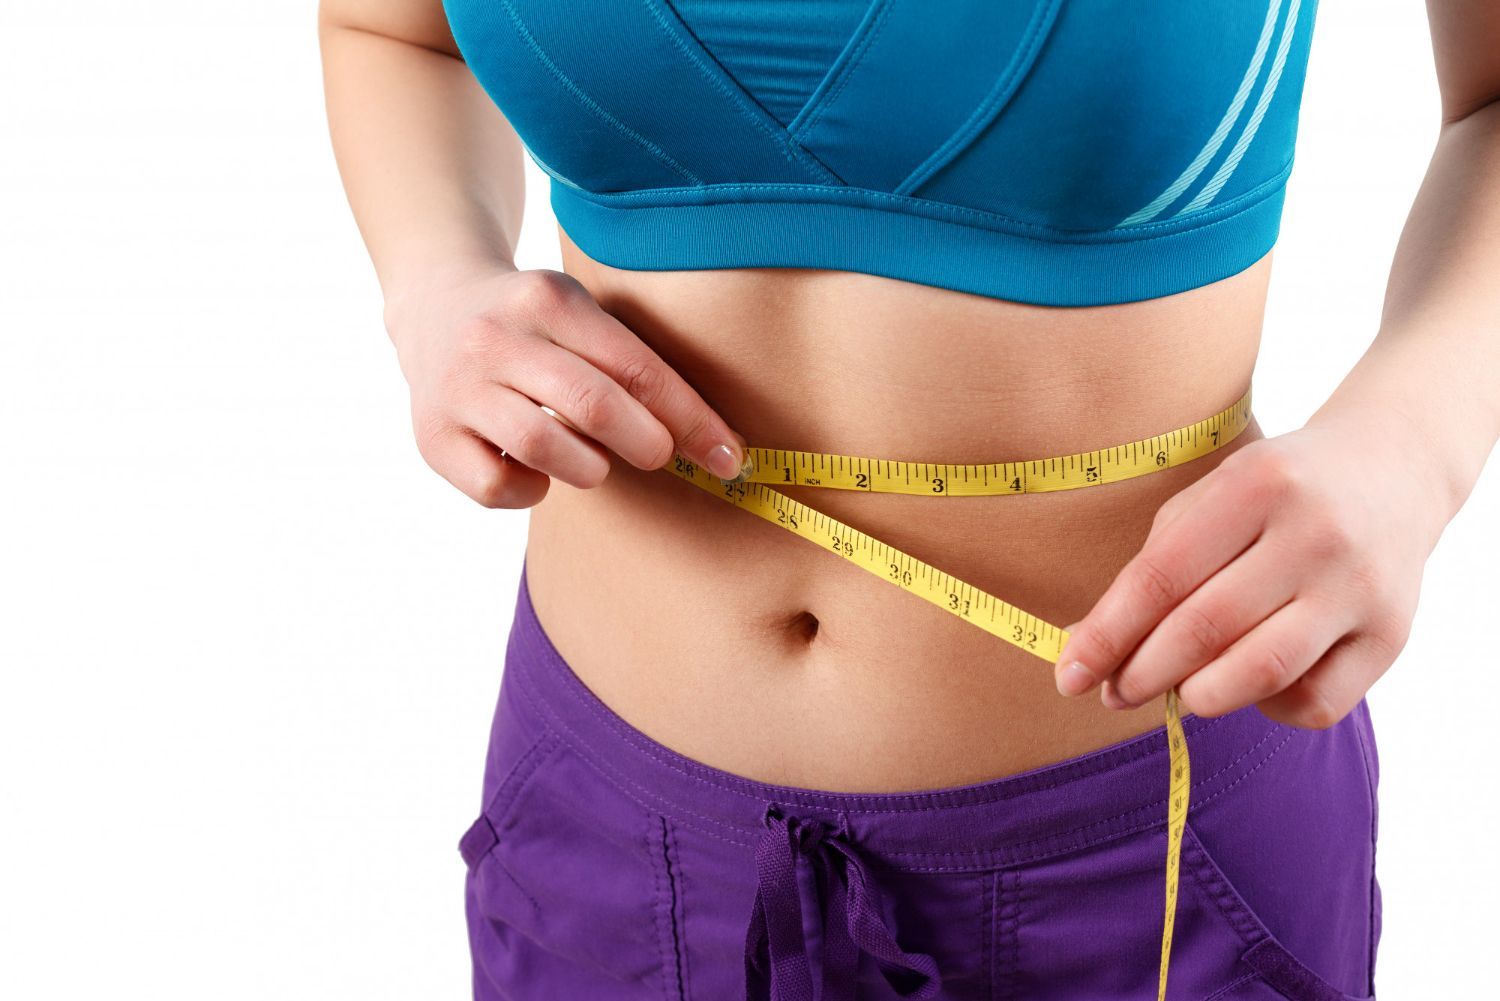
<box><xmin>460</xmin><ymin>565</ymin><xmax>1381</xmax><ymax>1000</ymax></box>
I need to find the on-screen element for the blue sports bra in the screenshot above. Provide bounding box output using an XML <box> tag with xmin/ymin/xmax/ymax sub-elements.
<box><xmin>441</xmin><ymin>0</ymin><xmax>1321</xmax><ymax>306</ymax></box>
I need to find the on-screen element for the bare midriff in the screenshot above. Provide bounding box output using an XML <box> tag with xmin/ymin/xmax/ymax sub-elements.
<box><xmin>523</xmin><ymin>224</ymin><xmax>1270</xmax><ymax>793</ymax></box>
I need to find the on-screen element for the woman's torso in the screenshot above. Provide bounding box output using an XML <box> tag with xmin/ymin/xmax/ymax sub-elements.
<box><xmin>444</xmin><ymin>0</ymin><xmax>1321</xmax><ymax>790</ymax></box>
<box><xmin>522</xmin><ymin>229</ymin><xmax>1269</xmax><ymax>793</ymax></box>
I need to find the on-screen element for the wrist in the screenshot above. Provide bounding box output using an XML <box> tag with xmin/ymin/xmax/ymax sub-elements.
<box><xmin>1304</xmin><ymin>395</ymin><xmax>1469</xmax><ymax>547</ymax></box>
<box><xmin>381</xmin><ymin>252</ymin><xmax>518</xmax><ymax>344</ymax></box>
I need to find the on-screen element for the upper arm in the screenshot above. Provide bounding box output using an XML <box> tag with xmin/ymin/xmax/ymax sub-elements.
<box><xmin>317</xmin><ymin>0</ymin><xmax>462</xmax><ymax>60</ymax></box>
<box><xmin>1426</xmin><ymin>0</ymin><xmax>1500</xmax><ymax>123</ymax></box>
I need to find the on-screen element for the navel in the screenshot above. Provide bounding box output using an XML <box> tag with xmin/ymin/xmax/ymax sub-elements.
<box><xmin>785</xmin><ymin>609</ymin><xmax>820</xmax><ymax>645</ymax></box>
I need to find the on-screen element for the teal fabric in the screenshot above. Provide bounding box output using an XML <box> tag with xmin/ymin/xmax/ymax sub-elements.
<box><xmin>443</xmin><ymin>0</ymin><xmax>1321</xmax><ymax>307</ymax></box>
<box><xmin>670</xmin><ymin>0</ymin><xmax>872</xmax><ymax>128</ymax></box>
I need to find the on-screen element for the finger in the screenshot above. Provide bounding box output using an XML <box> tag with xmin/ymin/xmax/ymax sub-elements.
<box><xmin>1174</xmin><ymin>596</ymin><xmax>1351</xmax><ymax>719</ymax></box>
<box><xmin>501</xmin><ymin>338</ymin><xmax>675</xmax><ymax>472</ymax></box>
<box><xmin>1141</xmin><ymin>456</ymin><xmax>1220</xmax><ymax>533</ymax></box>
<box><xmin>550</xmin><ymin>309</ymin><xmax>747</xmax><ymax>479</ymax></box>
<box><xmin>1054</xmin><ymin>469</ymin><xmax>1273</xmax><ymax>693</ymax></box>
<box><xmin>421</xmin><ymin>424</ymin><xmax>550</xmax><ymax>509</ymax></box>
<box><xmin>1100</xmin><ymin>539</ymin><xmax>1303</xmax><ymax>708</ymax></box>
<box><xmin>1255</xmin><ymin>630</ymin><xmax>1388</xmax><ymax>730</ymax></box>
<box><xmin>458</xmin><ymin>384</ymin><xmax>613</xmax><ymax>490</ymax></box>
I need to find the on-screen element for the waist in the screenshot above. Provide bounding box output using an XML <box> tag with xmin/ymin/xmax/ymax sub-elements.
<box><xmin>557</xmin><ymin>224</ymin><xmax>1271</xmax><ymax>460</ymax></box>
<box><xmin>497</xmin><ymin>561</ymin><xmax>1321</xmax><ymax>859</ymax></box>
<box><xmin>525</xmin><ymin>409</ymin><xmax>1261</xmax><ymax>790</ymax></box>
<box><xmin>526</xmin><ymin>238</ymin><xmax>1271</xmax><ymax>791</ymax></box>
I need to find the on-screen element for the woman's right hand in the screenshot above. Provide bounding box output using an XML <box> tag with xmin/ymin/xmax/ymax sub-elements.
<box><xmin>384</xmin><ymin>263</ymin><xmax>748</xmax><ymax>508</ymax></box>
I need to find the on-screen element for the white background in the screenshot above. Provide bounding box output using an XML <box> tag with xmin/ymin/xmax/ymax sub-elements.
<box><xmin>2</xmin><ymin>2</ymin><xmax>1494</xmax><ymax>997</ymax></box>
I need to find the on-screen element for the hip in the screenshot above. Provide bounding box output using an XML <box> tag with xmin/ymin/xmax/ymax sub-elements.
<box><xmin>459</xmin><ymin>568</ymin><xmax>1381</xmax><ymax>1000</ymax></box>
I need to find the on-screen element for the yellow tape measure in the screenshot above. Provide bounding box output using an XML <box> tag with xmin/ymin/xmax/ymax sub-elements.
<box><xmin>663</xmin><ymin>384</ymin><xmax>1251</xmax><ymax>1000</ymax></box>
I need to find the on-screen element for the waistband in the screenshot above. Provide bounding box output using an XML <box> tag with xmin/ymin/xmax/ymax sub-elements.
<box><xmin>505</xmin><ymin>559</ymin><xmax>1302</xmax><ymax>870</ymax></box>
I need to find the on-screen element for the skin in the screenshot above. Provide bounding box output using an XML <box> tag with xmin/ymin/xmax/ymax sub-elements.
<box><xmin>319</xmin><ymin>1</ymin><xmax>1499</xmax><ymax>792</ymax></box>
<box><xmin>1058</xmin><ymin>4</ymin><xmax>1500</xmax><ymax>724</ymax></box>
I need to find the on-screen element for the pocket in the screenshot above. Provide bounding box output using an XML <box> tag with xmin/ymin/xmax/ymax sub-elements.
<box><xmin>461</xmin><ymin>738</ymin><xmax>675</xmax><ymax>999</ymax></box>
<box><xmin>1004</xmin><ymin>823</ymin><xmax>1265</xmax><ymax>1000</ymax></box>
<box><xmin>457</xmin><ymin>728</ymin><xmax>560</xmax><ymax>872</ymax></box>
<box><xmin>1180</xmin><ymin>708</ymin><xmax>1378</xmax><ymax>1001</ymax></box>
<box><xmin>1184</xmin><ymin>821</ymin><xmax>1374</xmax><ymax>1001</ymax></box>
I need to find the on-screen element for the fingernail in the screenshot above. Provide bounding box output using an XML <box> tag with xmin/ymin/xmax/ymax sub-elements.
<box><xmin>1056</xmin><ymin>661</ymin><xmax>1095</xmax><ymax>697</ymax></box>
<box><xmin>1100</xmin><ymin>681</ymin><xmax>1131</xmax><ymax>710</ymax></box>
<box><xmin>706</xmin><ymin>442</ymin><xmax>743</xmax><ymax>480</ymax></box>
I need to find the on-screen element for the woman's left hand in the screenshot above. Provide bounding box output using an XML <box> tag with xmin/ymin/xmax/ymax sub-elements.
<box><xmin>1052</xmin><ymin>404</ymin><xmax>1452</xmax><ymax>728</ymax></box>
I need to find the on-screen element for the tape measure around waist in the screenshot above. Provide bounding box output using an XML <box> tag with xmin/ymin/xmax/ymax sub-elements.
<box><xmin>662</xmin><ymin>384</ymin><xmax>1250</xmax><ymax>1001</ymax></box>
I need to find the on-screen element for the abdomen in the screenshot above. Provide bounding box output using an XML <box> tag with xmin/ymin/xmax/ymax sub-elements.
<box><xmin>521</xmin><ymin>231</ymin><xmax>1271</xmax><ymax>792</ymax></box>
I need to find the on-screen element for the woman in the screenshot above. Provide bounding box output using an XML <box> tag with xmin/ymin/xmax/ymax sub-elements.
<box><xmin>319</xmin><ymin>2</ymin><xmax>1498</xmax><ymax>998</ymax></box>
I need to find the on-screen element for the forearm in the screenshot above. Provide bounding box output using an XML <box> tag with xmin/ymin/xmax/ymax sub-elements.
<box><xmin>317</xmin><ymin>7</ymin><xmax>524</xmax><ymax>303</ymax></box>
<box><xmin>1309</xmin><ymin>98</ymin><xmax>1500</xmax><ymax>528</ymax></box>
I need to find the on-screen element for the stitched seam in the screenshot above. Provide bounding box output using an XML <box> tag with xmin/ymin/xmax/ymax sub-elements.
<box><xmin>516</xmin><ymin>592</ymin><xmax>1240</xmax><ymax>812</ymax></box>
<box><xmin>1183</xmin><ymin>823</ymin><xmax>1263</xmax><ymax>951</ymax></box>
<box><xmin>647</xmin><ymin>816</ymin><xmax>671</xmax><ymax>1001</ymax></box>
<box><xmin>559</xmin><ymin>631</ymin><xmax>1233</xmax><ymax>812</ymax></box>
<box><xmin>645</xmin><ymin>0</ymin><xmax>839</xmax><ymax>183</ymax></box>
<box><xmin>880</xmin><ymin>726</ymin><xmax>1291</xmax><ymax>859</ymax></box>
<box><xmin>1243</xmin><ymin>939</ymin><xmax>1362</xmax><ymax>1001</ymax></box>
<box><xmin>896</xmin><ymin>0</ymin><xmax>1062</xmax><ymax>196</ymax></box>
<box><xmin>522</xmin><ymin>634</ymin><xmax>1294</xmax><ymax>873</ymax></box>
<box><xmin>790</xmin><ymin>0</ymin><xmax>895</xmax><ymax>142</ymax></box>
<box><xmin>1010</xmin><ymin>871</ymin><xmax>1022</xmax><ymax>998</ymax></box>
<box><xmin>1177</xmin><ymin>722</ymin><xmax>1345</xmax><ymax>975</ymax></box>
<box><xmin>468</xmin><ymin>733</ymin><xmax>563</xmax><ymax>893</ymax></box>
<box><xmin>984</xmin><ymin>871</ymin><xmax>995</xmax><ymax>1001</ymax></box>
<box><xmin>667</xmin><ymin>821</ymin><xmax>693</xmax><ymax>1000</ymax></box>
<box><xmin>510</xmin><ymin>599</ymin><xmax>1301</xmax><ymax>872</ymax></box>
<box><xmin>1351</xmin><ymin>705</ymin><xmax>1379</xmax><ymax>996</ymax></box>
<box><xmin>800</xmin><ymin>0</ymin><xmax>888</xmax><ymax>136</ymax></box>
<box><xmin>990</xmin><ymin>869</ymin><xmax>1022</xmax><ymax>1001</ymax></box>
<box><xmin>877</xmin><ymin>730</ymin><xmax>1298</xmax><ymax>874</ymax></box>
<box><xmin>496</xmin><ymin>0</ymin><xmax>701</xmax><ymax>185</ymax></box>
<box><xmin>513</xmin><ymin>658</ymin><xmax>757</xmax><ymax>848</ymax></box>
<box><xmin>490</xmin><ymin>857</ymin><xmax>542</xmax><ymax>911</ymax></box>
<box><xmin>1009</xmin><ymin>868</ymin><xmax>1023</xmax><ymax>993</ymax></box>
<box><xmin>516</xmin><ymin>651</ymin><xmax>1132</xmax><ymax>862</ymax></box>
<box><xmin>558</xmin><ymin>159</ymin><xmax>1294</xmax><ymax>241</ymax></box>
<box><xmin>1260</xmin><ymin>945</ymin><xmax>1359</xmax><ymax>1000</ymax></box>
<box><xmin>660</xmin><ymin>817</ymin><xmax>689</xmax><ymax>1001</ymax></box>
<box><xmin>1188</xmin><ymin>728</ymin><xmax>1299</xmax><ymax>815</ymax></box>
<box><xmin>1205</xmin><ymin>972</ymin><xmax>1263</xmax><ymax>1001</ymax></box>
<box><xmin>482</xmin><ymin>729</ymin><xmax>560</xmax><ymax>827</ymax></box>
<box><xmin>784</xmin><ymin>0</ymin><xmax>884</xmax><ymax>137</ymax></box>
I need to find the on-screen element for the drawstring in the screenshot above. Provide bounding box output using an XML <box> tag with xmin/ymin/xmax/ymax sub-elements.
<box><xmin>744</xmin><ymin>806</ymin><xmax>940</xmax><ymax>1001</ymax></box>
